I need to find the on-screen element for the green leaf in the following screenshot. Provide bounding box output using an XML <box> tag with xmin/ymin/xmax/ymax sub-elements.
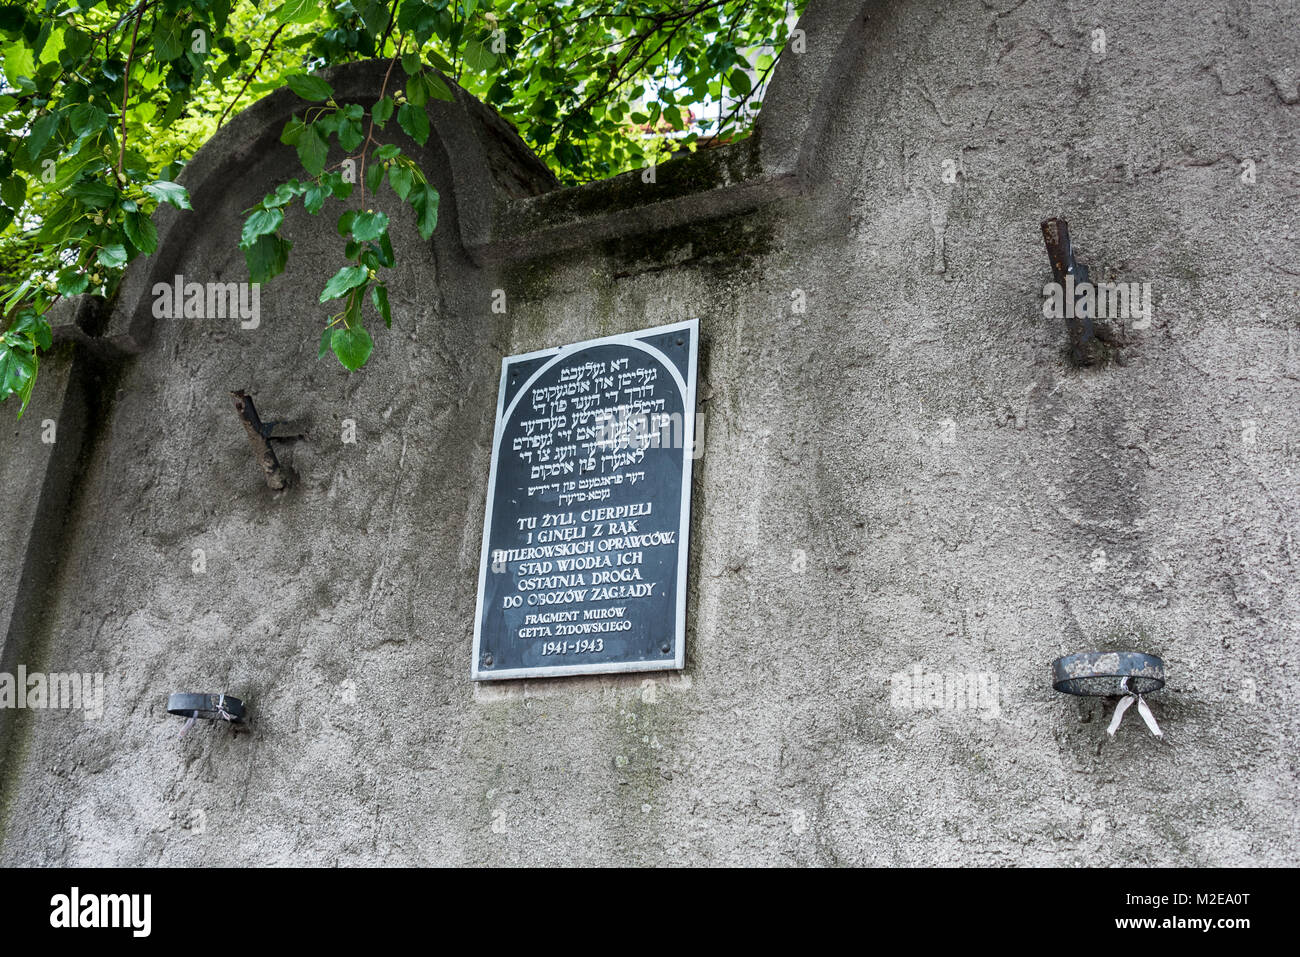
<box><xmin>338</xmin><ymin>115</ymin><xmax>364</xmax><ymax>152</ymax></box>
<box><xmin>68</xmin><ymin>102</ymin><xmax>107</xmax><ymax>136</ymax></box>
<box><xmin>56</xmin><ymin>269</ymin><xmax>89</xmax><ymax>297</ymax></box>
<box><xmin>374</xmin><ymin>144</ymin><xmax>401</xmax><ymax>161</ymax></box>
<box><xmin>325</xmin><ymin>172</ymin><xmax>353</xmax><ymax>199</ymax></box>
<box><xmin>399</xmin><ymin>1</ymin><xmax>438</xmax><ymax>45</ymax></box>
<box><xmin>123</xmin><ymin>210</ymin><xmax>158</xmax><ymax>254</ymax></box>
<box><xmin>728</xmin><ymin>68</ymin><xmax>752</xmax><ymax>97</ymax></box>
<box><xmin>303</xmin><ymin>183</ymin><xmax>327</xmax><ymax>214</ymax></box>
<box><xmin>143</xmin><ymin>180</ymin><xmax>191</xmax><ymax>210</ymax></box>
<box><xmin>1</xmin><ymin>278</ymin><xmax>32</xmax><ymax>311</ymax></box>
<box><xmin>365</xmin><ymin>160</ymin><xmax>384</xmax><ymax>192</ymax></box>
<box><xmin>318</xmin><ymin>324</ymin><xmax>332</xmax><ymax>359</ymax></box>
<box><xmin>240</xmin><ymin>207</ymin><xmax>284</xmax><ymax>247</ymax></box>
<box><xmin>331</xmin><ymin>324</ymin><xmax>373</xmax><ymax>371</ymax></box>
<box><xmin>397</xmin><ymin>102</ymin><xmax>429</xmax><ymax>145</ymax></box>
<box><xmin>159</xmin><ymin>94</ymin><xmax>186</xmax><ymax>127</ymax></box>
<box><xmin>0</xmin><ymin>175</ymin><xmax>24</xmax><ymax>209</ymax></box>
<box><xmin>405</xmin><ymin>71</ymin><xmax>451</xmax><ymax>106</ymax></box>
<box><xmin>372</xmin><ymin>96</ymin><xmax>394</xmax><ymax>128</ymax></box>
<box><xmin>11</xmin><ymin>310</ymin><xmax>52</xmax><ymax>350</ymax></box>
<box><xmin>405</xmin><ymin>72</ymin><xmax>429</xmax><ymax>106</ymax></box>
<box><xmin>423</xmin><ymin>71</ymin><xmax>453</xmax><ymax>103</ymax></box>
<box><xmin>286</xmin><ymin>73</ymin><xmax>334</xmax><ymax>101</ymax></box>
<box><xmin>319</xmin><ymin>264</ymin><xmax>369</xmax><ymax>301</ymax></box>
<box><xmin>27</xmin><ymin>113</ymin><xmax>61</xmax><ymax>158</ymax></box>
<box><xmin>96</xmin><ymin>244</ymin><xmax>128</xmax><ymax>269</ymax></box>
<box><xmin>0</xmin><ymin>7</ymin><xmax>25</xmax><ymax>32</ymax></box>
<box><xmin>462</xmin><ymin>38</ymin><xmax>495</xmax><ymax>73</ymax></box>
<box><xmin>387</xmin><ymin>163</ymin><xmax>413</xmax><ymax>201</ymax></box>
<box><xmin>280</xmin><ymin>116</ymin><xmax>306</xmax><ymax>145</ymax></box>
<box><xmin>296</xmin><ymin>124</ymin><xmax>328</xmax><ymax>176</ymax></box>
<box><xmin>1</xmin><ymin>41</ymin><xmax>34</xmax><ymax>82</ymax></box>
<box><xmin>403</xmin><ymin>72</ymin><xmax>423</xmax><ymax>107</ymax></box>
<box><xmin>212</xmin><ymin>0</ymin><xmax>234</xmax><ymax>32</ymax></box>
<box><xmin>315</xmin><ymin>110</ymin><xmax>342</xmax><ymax>137</ymax></box>
<box><xmin>336</xmin><ymin>209</ymin><xmax>357</xmax><ymax>237</ymax></box>
<box><xmin>67</xmin><ymin>180</ymin><xmax>117</xmax><ymax>208</ymax></box>
<box><xmin>371</xmin><ymin>283</ymin><xmax>391</xmax><ymax>328</ymax></box>
<box><xmin>401</xmin><ymin>52</ymin><xmax>422</xmax><ymax>75</ymax></box>
<box><xmin>357</xmin><ymin>0</ymin><xmax>389</xmax><ymax>38</ymax></box>
<box><xmin>15</xmin><ymin>361</ymin><xmax>37</xmax><ymax>416</ymax></box>
<box><xmin>275</xmin><ymin>0</ymin><xmax>320</xmax><ymax>24</ymax></box>
<box><xmin>53</xmin><ymin>149</ymin><xmax>105</xmax><ymax>191</ymax></box>
<box><xmin>351</xmin><ymin>210</ymin><xmax>388</xmax><ymax>241</ymax></box>
<box><xmin>243</xmin><ymin>233</ymin><xmax>291</xmax><ymax>283</ymax></box>
<box><xmin>151</xmin><ymin>15</ymin><xmax>184</xmax><ymax>61</ymax></box>
<box><xmin>0</xmin><ymin>345</ymin><xmax>37</xmax><ymax>413</ymax></box>
<box><xmin>263</xmin><ymin>180</ymin><xmax>305</xmax><ymax>207</ymax></box>
<box><xmin>411</xmin><ymin>183</ymin><xmax>439</xmax><ymax>239</ymax></box>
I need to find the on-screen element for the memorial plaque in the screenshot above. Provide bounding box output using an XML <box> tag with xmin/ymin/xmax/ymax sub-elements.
<box><xmin>472</xmin><ymin>319</ymin><xmax>699</xmax><ymax>680</ymax></box>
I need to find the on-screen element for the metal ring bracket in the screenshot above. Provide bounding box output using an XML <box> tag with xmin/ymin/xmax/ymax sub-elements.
<box><xmin>167</xmin><ymin>692</ymin><xmax>246</xmax><ymax>723</ymax></box>
<box><xmin>1051</xmin><ymin>652</ymin><xmax>1165</xmax><ymax>697</ymax></box>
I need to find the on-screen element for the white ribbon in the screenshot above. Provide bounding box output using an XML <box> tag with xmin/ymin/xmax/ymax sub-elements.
<box><xmin>179</xmin><ymin>695</ymin><xmax>235</xmax><ymax>738</ymax></box>
<box><xmin>1106</xmin><ymin>677</ymin><xmax>1163</xmax><ymax>739</ymax></box>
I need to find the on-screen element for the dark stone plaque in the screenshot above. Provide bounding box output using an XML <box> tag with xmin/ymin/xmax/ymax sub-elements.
<box><xmin>472</xmin><ymin>320</ymin><xmax>699</xmax><ymax>680</ymax></box>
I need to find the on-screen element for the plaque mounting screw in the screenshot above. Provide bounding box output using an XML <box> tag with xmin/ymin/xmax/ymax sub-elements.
<box><xmin>483</xmin><ymin>654</ymin><xmax>494</xmax><ymax>667</ymax></box>
<box><xmin>661</xmin><ymin>643</ymin><xmax>670</xmax><ymax>654</ymax></box>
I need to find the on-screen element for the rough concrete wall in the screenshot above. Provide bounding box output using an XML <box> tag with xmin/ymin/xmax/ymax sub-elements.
<box><xmin>1</xmin><ymin>0</ymin><xmax>1297</xmax><ymax>865</ymax></box>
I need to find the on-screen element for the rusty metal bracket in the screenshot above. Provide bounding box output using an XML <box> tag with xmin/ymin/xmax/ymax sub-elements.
<box><xmin>231</xmin><ymin>390</ymin><xmax>306</xmax><ymax>490</ymax></box>
<box><xmin>1040</xmin><ymin>217</ymin><xmax>1095</xmax><ymax>366</ymax></box>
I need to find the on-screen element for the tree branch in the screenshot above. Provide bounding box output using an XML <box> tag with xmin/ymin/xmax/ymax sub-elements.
<box><xmin>116</xmin><ymin>2</ymin><xmax>145</xmax><ymax>177</ymax></box>
<box><xmin>216</xmin><ymin>22</ymin><xmax>287</xmax><ymax>130</ymax></box>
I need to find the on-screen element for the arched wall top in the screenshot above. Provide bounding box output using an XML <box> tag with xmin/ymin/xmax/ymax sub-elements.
<box><xmin>102</xmin><ymin>57</ymin><xmax>556</xmax><ymax>352</ymax></box>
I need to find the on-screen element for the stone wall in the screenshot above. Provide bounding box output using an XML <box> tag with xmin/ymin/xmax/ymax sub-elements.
<box><xmin>1</xmin><ymin>0</ymin><xmax>1297</xmax><ymax>865</ymax></box>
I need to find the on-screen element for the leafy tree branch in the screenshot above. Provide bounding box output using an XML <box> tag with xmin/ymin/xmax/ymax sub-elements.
<box><xmin>0</xmin><ymin>0</ymin><xmax>804</xmax><ymax>413</ymax></box>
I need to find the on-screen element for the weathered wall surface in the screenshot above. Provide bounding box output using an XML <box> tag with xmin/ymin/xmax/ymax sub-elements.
<box><xmin>1</xmin><ymin>0</ymin><xmax>1297</xmax><ymax>865</ymax></box>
